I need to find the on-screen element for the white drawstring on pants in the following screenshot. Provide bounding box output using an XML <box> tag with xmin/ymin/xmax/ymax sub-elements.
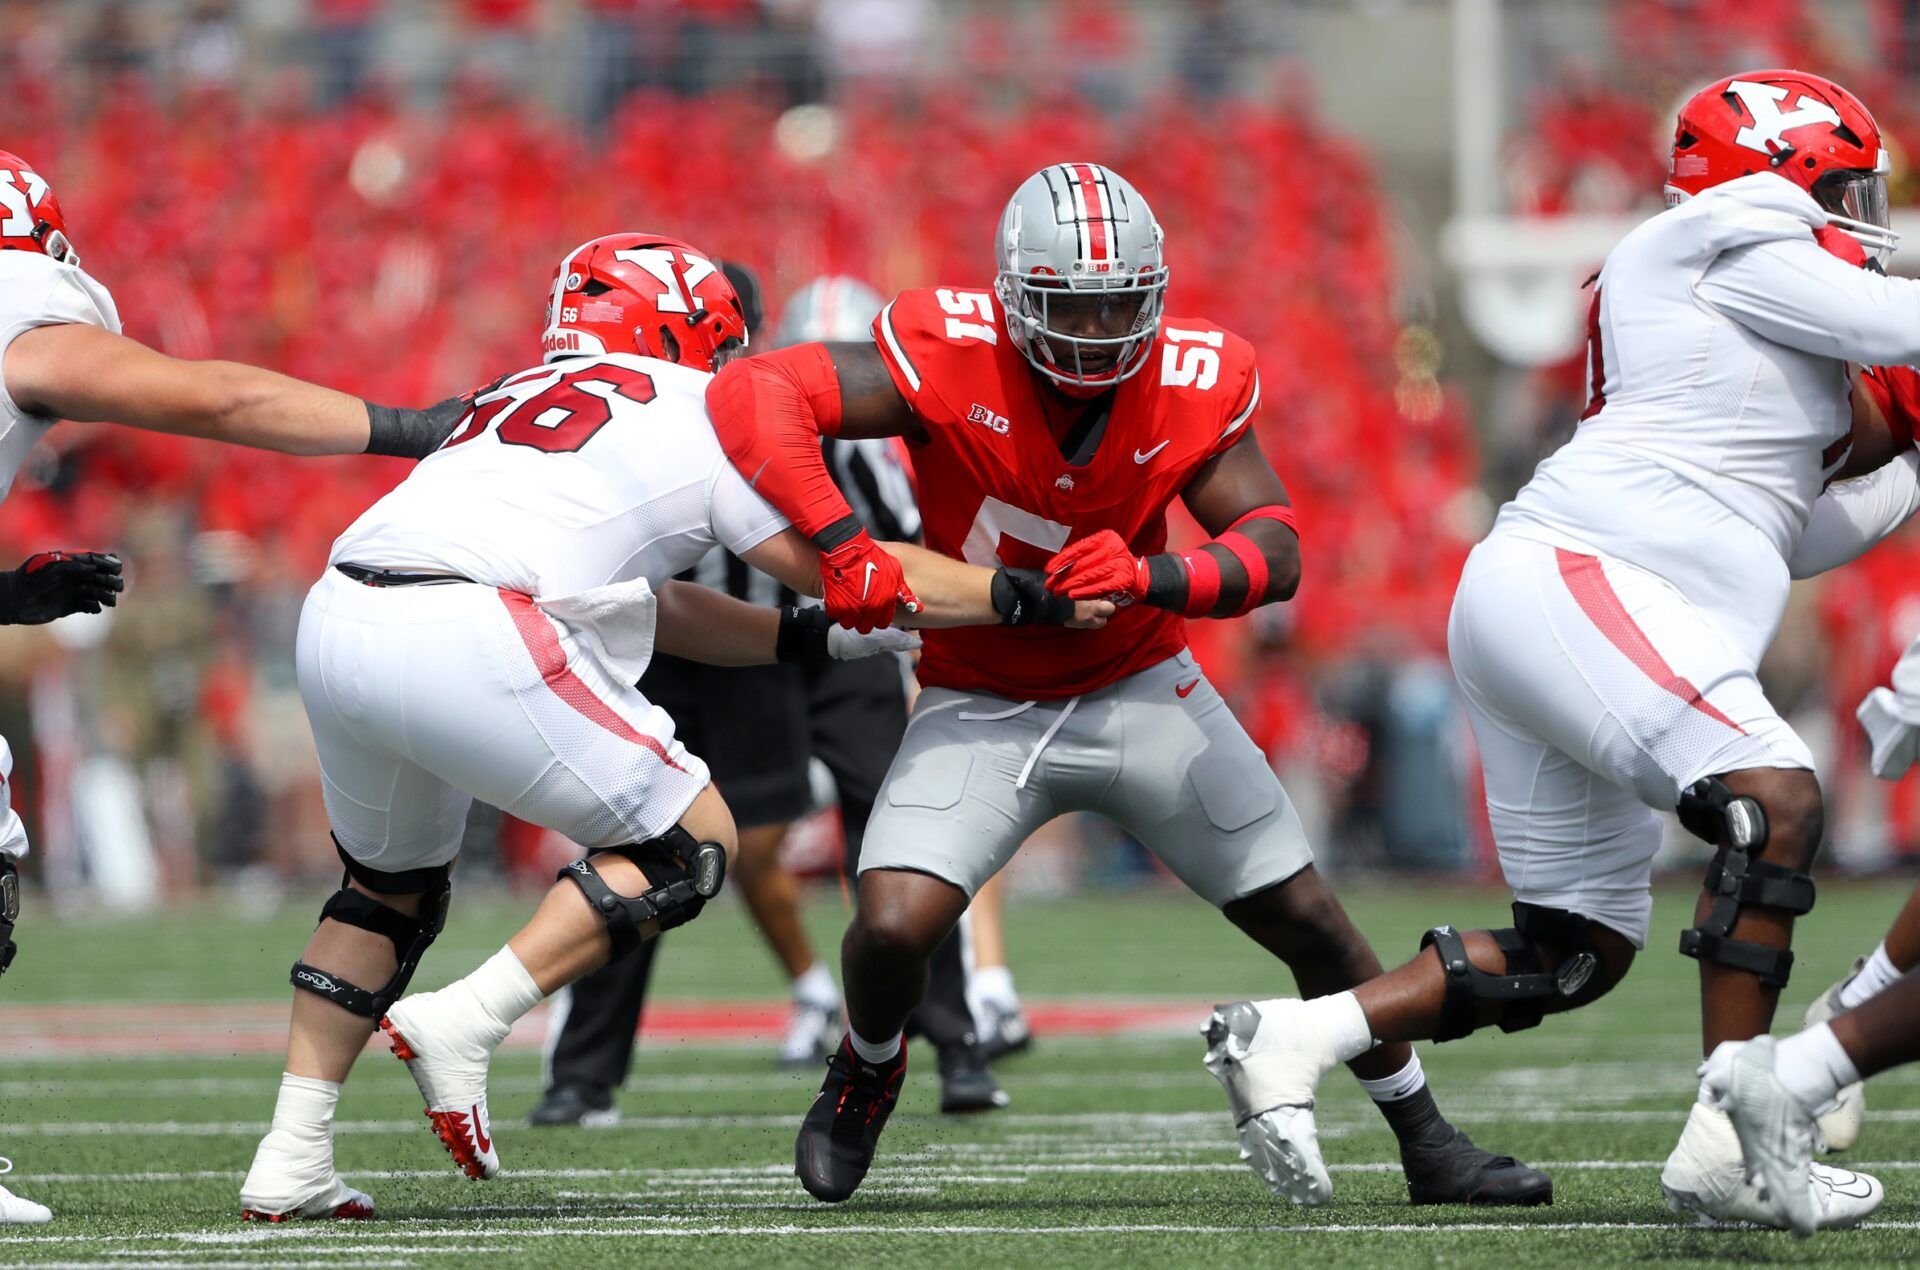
<box><xmin>958</xmin><ymin>697</ymin><xmax>1080</xmax><ymax>791</ymax></box>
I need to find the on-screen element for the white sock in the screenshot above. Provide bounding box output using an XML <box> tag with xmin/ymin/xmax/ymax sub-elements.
<box><xmin>270</xmin><ymin>1072</ymin><xmax>342</xmax><ymax>1144</ymax></box>
<box><xmin>973</xmin><ymin>964</ymin><xmax>1017</xmax><ymax>1006</ymax></box>
<box><xmin>1354</xmin><ymin>1052</ymin><xmax>1426</xmax><ymax>1103</ymax></box>
<box><xmin>1775</xmin><ymin>1022</ymin><xmax>1862</xmax><ymax>1113</ymax></box>
<box><xmin>847</xmin><ymin>1027</ymin><xmax>903</xmax><ymax>1064</ymax></box>
<box><xmin>792</xmin><ymin>962</ymin><xmax>839</xmax><ymax>1007</ymax></box>
<box><xmin>1305</xmin><ymin>991</ymin><xmax>1376</xmax><ymax>1064</ymax></box>
<box><xmin>464</xmin><ymin>947</ymin><xmax>544</xmax><ymax>1031</ymax></box>
<box><xmin>1839</xmin><ymin>942</ymin><xmax>1903</xmax><ymax>1010</ymax></box>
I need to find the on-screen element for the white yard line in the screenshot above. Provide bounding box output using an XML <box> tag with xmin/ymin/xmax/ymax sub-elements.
<box><xmin>24</xmin><ymin>1158</ymin><xmax>1920</xmax><ymax>1186</ymax></box>
<box><xmin>12</xmin><ymin>1219</ymin><xmax>1920</xmax><ymax>1249</ymax></box>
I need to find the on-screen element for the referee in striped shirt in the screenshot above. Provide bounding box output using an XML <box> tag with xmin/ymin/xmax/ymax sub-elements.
<box><xmin>532</xmin><ymin>274</ymin><xmax>1003</xmax><ymax>1125</ymax></box>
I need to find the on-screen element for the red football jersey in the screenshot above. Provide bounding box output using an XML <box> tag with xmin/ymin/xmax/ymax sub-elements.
<box><xmin>873</xmin><ymin>286</ymin><xmax>1262</xmax><ymax>700</ymax></box>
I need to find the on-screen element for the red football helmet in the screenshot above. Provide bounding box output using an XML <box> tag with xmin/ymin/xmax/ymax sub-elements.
<box><xmin>541</xmin><ymin>233</ymin><xmax>749</xmax><ymax>370</ymax></box>
<box><xmin>0</xmin><ymin>150</ymin><xmax>76</xmax><ymax>266</ymax></box>
<box><xmin>1666</xmin><ymin>70</ymin><xmax>1896</xmax><ymax>263</ymax></box>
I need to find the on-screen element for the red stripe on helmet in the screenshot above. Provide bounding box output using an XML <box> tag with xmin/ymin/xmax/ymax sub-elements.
<box><xmin>1073</xmin><ymin>164</ymin><xmax>1111</xmax><ymax>263</ymax></box>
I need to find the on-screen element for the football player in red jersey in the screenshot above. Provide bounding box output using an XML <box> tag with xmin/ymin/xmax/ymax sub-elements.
<box><xmin>708</xmin><ymin>162</ymin><xmax>1550</xmax><ymax>1209</ymax></box>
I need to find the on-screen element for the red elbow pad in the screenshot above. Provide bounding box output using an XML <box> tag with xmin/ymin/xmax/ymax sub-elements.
<box><xmin>706</xmin><ymin>345</ymin><xmax>853</xmax><ymax>539</ymax></box>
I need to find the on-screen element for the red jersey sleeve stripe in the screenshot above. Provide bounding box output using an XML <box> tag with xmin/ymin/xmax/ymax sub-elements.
<box><xmin>1220</xmin><ymin>371</ymin><xmax>1261</xmax><ymax>441</ymax></box>
<box><xmin>876</xmin><ymin>299</ymin><xmax>921</xmax><ymax>393</ymax></box>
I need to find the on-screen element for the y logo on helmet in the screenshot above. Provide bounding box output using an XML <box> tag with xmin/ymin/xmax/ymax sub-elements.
<box><xmin>0</xmin><ymin>168</ymin><xmax>50</xmax><ymax>239</ymax></box>
<box><xmin>1725</xmin><ymin>79</ymin><xmax>1843</xmax><ymax>157</ymax></box>
<box><xmin>615</xmin><ymin>247</ymin><xmax>717</xmax><ymax>315</ymax></box>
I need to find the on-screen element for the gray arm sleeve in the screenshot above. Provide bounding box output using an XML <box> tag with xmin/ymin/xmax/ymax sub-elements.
<box><xmin>1788</xmin><ymin>451</ymin><xmax>1920</xmax><ymax>579</ymax></box>
<box><xmin>1697</xmin><ymin>237</ymin><xmax>1920</xmax><ymax>365</ymax></box>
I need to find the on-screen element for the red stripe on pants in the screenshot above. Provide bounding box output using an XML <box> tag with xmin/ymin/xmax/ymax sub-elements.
<box><xmin>1553</xmin><ymin>549</ymin><xmax>1746</xmax><ymax>735</ymax></box>
<box><xmin>498</xmin><ymin>589</ymin><xmax>686</xmax><ymax>770</ymax></box>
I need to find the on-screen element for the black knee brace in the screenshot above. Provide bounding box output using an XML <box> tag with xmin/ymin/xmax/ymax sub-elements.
<box><xmin>558</xmin><ymin>825</ymin><xmax>727</xmax><ymax>958</ymax></box>
<box><xmin>290</xmin><ymin>840</ymin><xmax>452</xmax><ymax>1019</ymax></box>
<box><xmin>1421</xmin><ymin>902</ymin><xmax>1601</xmax><ymax>1042</ymax></box>
<box><xmin>1676</xmin><ymin>778</ymin><xmax>1814</xmax><ymax>988</ymax></box>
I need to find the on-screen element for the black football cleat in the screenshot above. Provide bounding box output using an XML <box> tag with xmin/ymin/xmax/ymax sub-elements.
<box><xmin>526</xmin><ymin>1082</ymin><xmax>618</xmax><ymax>1128</ymax></box>
<box><xmin>794</xmin><ymin>1037</ymin><xmax>908</xmax><ymax>1203</ymax></box>
<box><xmin>937</xmin><ymin>1040</ymin><xmax>1009</xmax><ymax>1114</ymax></box>
<box><xmin>1401</xmin><ymin>1120</ymin><xmax>1553</xmax><ymax>1206</ymax></box>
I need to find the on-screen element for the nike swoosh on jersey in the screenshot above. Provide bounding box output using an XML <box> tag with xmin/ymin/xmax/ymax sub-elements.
<box><xmin>1134</xmin><ymin>440</ymin><xmax>1171</xmax><ymax>464</ymax></box>
<box><xmin>1175</xmin><ymin>677</ymin><xmax>1200</xmax><ymax>698</ymax></box>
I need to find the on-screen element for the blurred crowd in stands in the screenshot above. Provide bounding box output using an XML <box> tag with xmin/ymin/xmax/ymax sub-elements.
<box><xmin>7</xmin><ymin>0</ymin><xmax>1920</xmax><ymax>901</ymax></box>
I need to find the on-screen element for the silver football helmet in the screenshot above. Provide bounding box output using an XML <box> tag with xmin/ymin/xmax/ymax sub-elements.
<box><xmin>994</xmin><ymin>163</ymin><xmax>1169</xmax><ymax>391</ymax></box>
<box><xmin>775</xmin><ymin>275</ymin><xmax>886</xmax><ymax>347</ymax></box>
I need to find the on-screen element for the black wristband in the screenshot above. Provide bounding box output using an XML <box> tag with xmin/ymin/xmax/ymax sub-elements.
<box><xmin>1142</xmin><ymin>553</ymin><xmax>1188</xmax><ymax>611</ymax></box>
<box><xmin>0</xmin><ymin>568</ymin><xmax>21</xmax><ymax>626</ymax></box>
<box><xmin>813</xmin><ymin>514</ymin><xmax>865</xmax><ymax>553</ymax></box>
<box><xmin>365</xmin><ymin>398</ymin><xmax>468</xmax><ymax>459</ymax></box>
<box><xmin>991</xmin><ymin>567</ymin><xmax>1077</xmax><ymax>626</ymax></box>
<box><xmin>776</xmin><ymin>605</ymin><xmax>833</xmax><ymax>663</ymax></box>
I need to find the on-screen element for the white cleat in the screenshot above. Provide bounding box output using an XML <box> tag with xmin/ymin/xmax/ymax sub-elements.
<box><xmin>0</xmin><ymin>1159</ymin><xmax>51</xmax><ymax>1225</ymax></box>
<box><xmin>777</xmin><ymin>999</ymin><xmax>844</xmax><ymax>1068</ymax></box>
<box><xmin>381</xmin><ymin>988</ymin><xmax>506</xmax><ymax>1180</ymax></box>
<box><xmin>1803</xmin><ymin>958</ymin><xmax>1867</xmax><ymax>1152</ymax></box>
<box><xmin>1660</xmin><ymin>1099</ymin><xmax>1881</xmax><ymax>1233</ymax></box>
<box><xmin>1699</xmin><ymin>1038</ymin><xmax>1817</xmax><ymax>1237</ymax></box>
<box><xmin>239</xmin><ymin>1131</ymin><xmax>374</xmax><ymax>1223</ymax></box>
<box><xmin>1201</xmin><ymin>1000</ymin><xmax>1339</xmax><ymax>1206</ymax></box>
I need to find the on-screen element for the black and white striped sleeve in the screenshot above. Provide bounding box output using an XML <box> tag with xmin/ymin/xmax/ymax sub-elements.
<box><xmin>825</xmin><ymin>436</ymin><xmax>921</xmax><ymax>543</ymax></box>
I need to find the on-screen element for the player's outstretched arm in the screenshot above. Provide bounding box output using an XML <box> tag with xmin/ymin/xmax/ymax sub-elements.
<box><xmin>738</xmin><ymin>528</ymin><xmax>1111</xmax><ymax>631</ymax></box>
<box><xmin>708</xmin><ymin>341</ymin><xmax>926</xmax><ymax>632</ymax></box>
<box><xmin>1044</xmin><ymin>431</ymin><xmax>1300</xmax><ymax>617</ymax></box>
<box><xmin>651</xmin><ymin>580</ymin><xmax>919</xmax><ymax>667</ymax></box>
<box><xmin>3</xmin><ymin>323</ymin><xmax>468</xmax><ymax>458</ymax></box>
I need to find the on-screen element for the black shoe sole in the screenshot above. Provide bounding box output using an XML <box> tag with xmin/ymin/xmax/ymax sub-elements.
<box><xmin>794</xmin><ymin>1134</ymin><xmax>862</xmax><ymax>1203</ymax></box>
<box><xmin>1409</xmin><ymin>1176</ymin><xmax>1554</xmax><ymax>1207</ymax></box>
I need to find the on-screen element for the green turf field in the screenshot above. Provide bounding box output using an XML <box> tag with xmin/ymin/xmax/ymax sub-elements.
<box><xmin>7</xmin><ymin>879</ymin><xmax>1920</xmax><ymax>1267</ymax></box>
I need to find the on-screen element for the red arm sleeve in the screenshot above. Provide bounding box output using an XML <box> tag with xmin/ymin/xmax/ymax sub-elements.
<box><xmin>705</xmin><ymin>343</ymin><xmax>860</xmax><ymax>546</ymax></box>
<box><xmin>1861</xmin><ymin>364</ymin><xmax>1920</xmax><ymax>453</ymax></box>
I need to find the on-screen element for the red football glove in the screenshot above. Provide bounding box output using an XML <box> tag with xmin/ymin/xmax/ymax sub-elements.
<box><xmin>819</xmin><ymin>531</ymin><xmax>919</xmax><ymax>633</ymax></box>
<box><xmin>1045</xmin><ymin>530</ymin><xmax>1149</xmax><ymax>604</ymax></box>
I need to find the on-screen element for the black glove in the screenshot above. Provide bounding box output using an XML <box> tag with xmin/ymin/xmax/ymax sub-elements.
<box><xmin>0</xmin><ymin>855</ymin><xmax>18</xmax><ymax>979</ymax></box>
<box><xmin>366</xmin><ymin>374</ymin><xmax>515</xmax><ymax>459</ymax></box>
<box><xmin>0</xmin><ymin>551</ymin><xmax>124</xmax><ymax>624</ymax></box>
<box><xmin>991</xmin><ymin>567</ymin><xmax>1077</xmax><ymax>626</ymax></box>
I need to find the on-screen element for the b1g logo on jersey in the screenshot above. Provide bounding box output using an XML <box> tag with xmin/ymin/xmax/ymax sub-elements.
<box><xmin>1725</xmin><ymin>79</ymin><xmax>1843</xmax><ymax>157</ymax></box>
<box><xmin>967</xmin><ymin>402</ymin><xmax>1010</xmax><ymax>435</ymax></box>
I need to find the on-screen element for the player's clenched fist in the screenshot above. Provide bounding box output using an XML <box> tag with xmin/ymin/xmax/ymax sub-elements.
<box><xmin>1045</xmin><ymin>530</ymin><xmax>1149</xmax><ymax>605</ymax></box>
<box><xmin>0</xmin><ymin>550</ymin><xmax>125</xmax><ymax>625</ymax></box>
<box><xmin>819</xmin><ymin>531</ymin><xmax>920</xmax><ymax>633</ymax></box>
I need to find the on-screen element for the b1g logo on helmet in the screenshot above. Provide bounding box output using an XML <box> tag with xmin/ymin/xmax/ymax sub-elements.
<box><xmin>1725</xmin><ymin>79</ymin><xmax>1843</xmax><ymax>157</ymax></box>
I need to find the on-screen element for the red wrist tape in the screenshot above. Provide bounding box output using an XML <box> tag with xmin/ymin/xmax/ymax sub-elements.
<box><xmin>1217</xmin><ymin>531</ymin><xmax>1270</xmax><ymax>617</ymax></box>
<box><xmin>1178</xmin><ymin>549</ymin><xmax>1223</xmax><ymax>617</ymax></box>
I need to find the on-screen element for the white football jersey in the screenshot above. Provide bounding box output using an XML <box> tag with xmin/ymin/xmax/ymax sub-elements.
<box><xmin>0</xmin><ymin>251</ymin><xmax>121</xmax><ymax>503</ymax></box>
<box><xmin>330</xmin><ymin>352</ymin><xmax>789</xmax><ymax>599</ymax></box>
<box><xmin>1494</xmin><ymin>172</ymin><xmax>1920</xmax><ymax>664</ymax></box>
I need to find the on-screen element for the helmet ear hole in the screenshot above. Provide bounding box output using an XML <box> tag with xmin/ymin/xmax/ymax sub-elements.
<box><xmin>659</xmin><ymin>326</ymin><xmax>680</xmax><ymax>364</ymax></box>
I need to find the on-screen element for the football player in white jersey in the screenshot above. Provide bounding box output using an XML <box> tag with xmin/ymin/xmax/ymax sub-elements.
<box><xmin>238</xmin><ymin>233</ymin><xmax>1111</xmax><ymax>1222</ymax></box>
<box><xmin>1200</xmin><ymin>70</ymin><xmax>1920</xmax><ymax>1228</ymax></box>
<box><xmin>0</xmin><ymin>150</ymin><xmax>472</xmax><ymax>1225</ymax></box>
